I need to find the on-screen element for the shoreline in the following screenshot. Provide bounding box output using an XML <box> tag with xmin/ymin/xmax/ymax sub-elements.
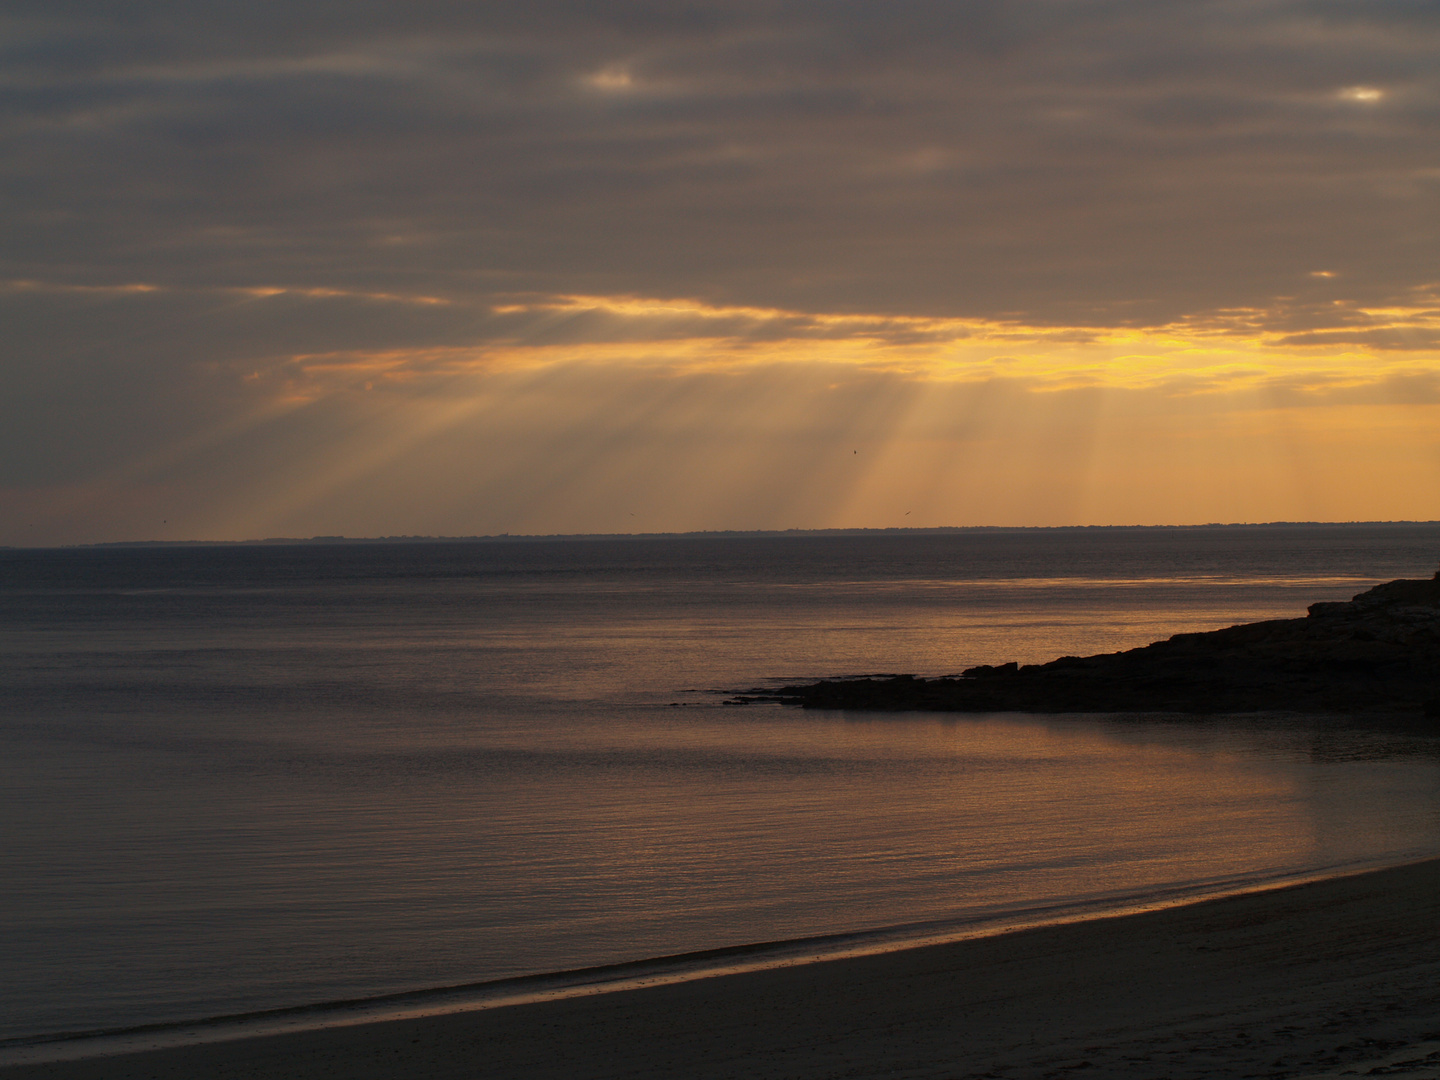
<box><xmin>1</xmin><ymin>853</ymin><xmax>1424</xmax><ymax>1063</ymax></box>
<box><xmin>6</xmin><ymin>855</ymin><xmax>1440</xmax><ymax>1079</ymax></box>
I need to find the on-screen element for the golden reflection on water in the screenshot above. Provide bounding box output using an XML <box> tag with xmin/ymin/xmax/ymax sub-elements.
<box><xmin>419</xmin><ymin>708</ymin><xmax>1439</xmax><ymax>948</ymax></box>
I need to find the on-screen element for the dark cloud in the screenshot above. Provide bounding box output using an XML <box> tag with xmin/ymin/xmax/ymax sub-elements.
<box><xmin>1276</xmin><ymin>328</ymin><xmax>1440</xmax><ymax>349</ymax></box>
<box><xmin>2</xmin><ymin>0</ymin><xmax>1437</xmax><ymax>323</ymax></box>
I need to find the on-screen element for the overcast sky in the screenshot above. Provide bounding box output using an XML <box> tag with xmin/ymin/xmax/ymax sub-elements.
<box><xmin>4</xmin><ymin>1</ymin><xmax>1439</xmax><ymax>543</ymax></box>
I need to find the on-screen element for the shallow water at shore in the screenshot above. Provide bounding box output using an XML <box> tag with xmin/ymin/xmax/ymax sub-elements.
<box><xmin>12</xmin><ymin>858</ymin><xmax>1438</xmax><ymax>1080</ymax></box>
<box><xmin>2</xmin><ymin>852</ymin><xmax>1423</xmax><ymax>1067</ymax></box>
<box><xmin>3</xmin><ymin>526</ymin><xmax>1440</xmax><ymax>1041</ymax></box>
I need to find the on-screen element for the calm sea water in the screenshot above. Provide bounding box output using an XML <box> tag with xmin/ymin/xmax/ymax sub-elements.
<box><xmin>3</xmin><ymin>525</ymin><xmax>1440</xmax><ymax>1043</ymax></box>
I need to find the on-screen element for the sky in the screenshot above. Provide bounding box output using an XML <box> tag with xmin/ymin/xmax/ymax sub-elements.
<box><xmin>3</xmin><ymin>1</ymin><xmax>1439</xmax><ymax>544</ymax></box>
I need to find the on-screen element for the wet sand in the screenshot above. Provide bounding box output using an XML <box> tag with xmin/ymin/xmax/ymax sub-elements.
<box><xmin>6</xmin><ymin>858</ymin><xmax>1440</xmax><ymax>1080</ymax></box>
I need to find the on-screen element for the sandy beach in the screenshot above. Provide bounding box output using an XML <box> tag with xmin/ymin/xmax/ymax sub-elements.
<box><xmin>5</xmin><ymin>859</ymin><xmax>1440</xmax><ymax>1080</ymax></box>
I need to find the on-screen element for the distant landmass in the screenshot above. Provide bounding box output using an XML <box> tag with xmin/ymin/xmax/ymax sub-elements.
<box><xmin>746</xmin><ymin>570</ymin><xmax>1440</xmax><ymax>719</ymax></box>
<box><xmin>55</xmin><ymin>519</ymin><xmax>1440</xmax><ymax>549</ymax></box>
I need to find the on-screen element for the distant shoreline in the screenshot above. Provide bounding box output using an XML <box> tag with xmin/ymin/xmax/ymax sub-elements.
<box><xmin>6</xmin><ymin>518</ymin><xmax>1440</xmax><ymax>551</ymax></box>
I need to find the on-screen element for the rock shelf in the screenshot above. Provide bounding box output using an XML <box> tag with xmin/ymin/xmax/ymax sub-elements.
<box><xmin>745</xmin><ymin>571</ymin><xmax>1440</xmax><ymax>718</ymax></box>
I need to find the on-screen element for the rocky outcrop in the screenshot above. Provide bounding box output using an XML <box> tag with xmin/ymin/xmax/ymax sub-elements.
<box><xmin>748</xmin><ymin>571</ymin><xmax>1440</xmax><ymax>718</ymax></box>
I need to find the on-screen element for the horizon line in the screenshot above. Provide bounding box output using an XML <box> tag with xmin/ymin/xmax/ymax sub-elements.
<box><xmin>6</xmin><ymin>519</ymin><xmax>1440</xmax><ymax>551</ymax></box>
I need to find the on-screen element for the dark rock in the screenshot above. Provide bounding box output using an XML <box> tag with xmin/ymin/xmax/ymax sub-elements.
<box><xmin>961</xmin><ymin>661</ymin><xmax>1019</xmax><ymax>677</ymax></box>
<box><xmin>753</xmin><ymin>569</ymin><xmax>1440</xmax><ymax>719</ymax></box>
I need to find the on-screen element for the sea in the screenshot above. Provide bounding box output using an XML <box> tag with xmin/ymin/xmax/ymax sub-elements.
<box><xmin>3</xmin><ymin>524</ymin><xmax>1440</xmax><ymax>1050</ymax></box>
